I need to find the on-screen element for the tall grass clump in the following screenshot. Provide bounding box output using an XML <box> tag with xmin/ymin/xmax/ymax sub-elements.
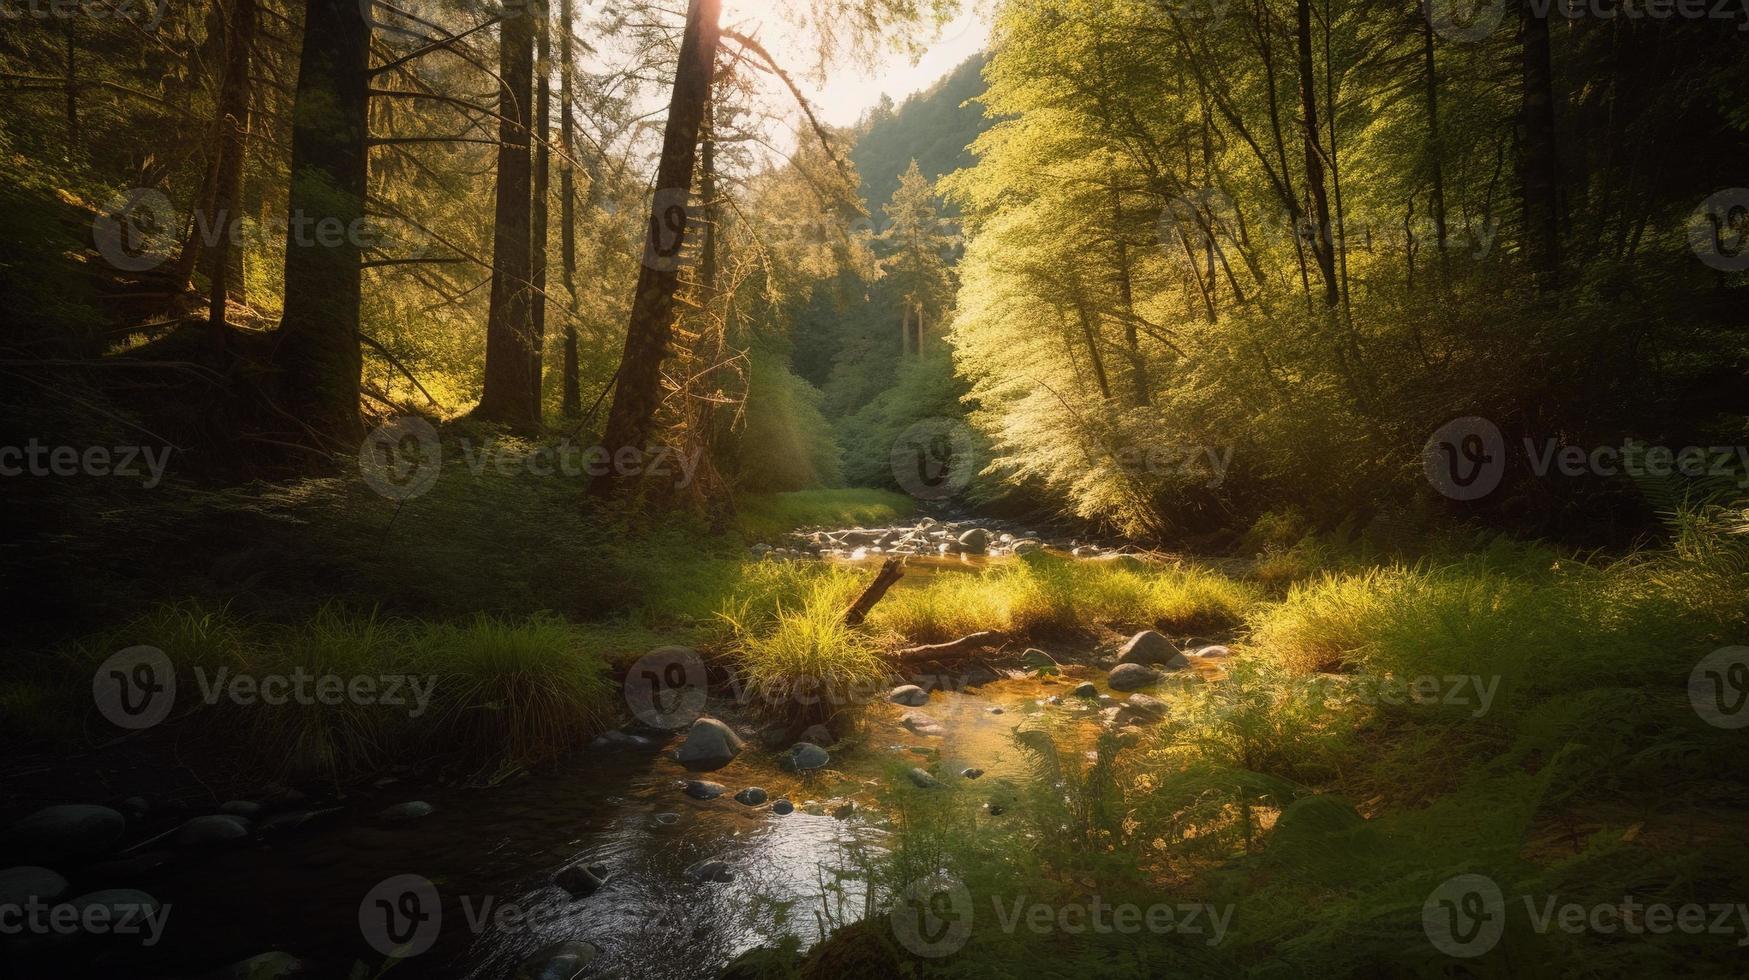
<box><xmin>871</xmin><ymin>554</ymin><xmax>1258</xmax><ymax>642</ymax></box>
<box><xmin>718</xmin><ymin>570</ymin><xmax>889</xmax><ymax>725</ymax></box>
<box><xmin>415</xmin><ymin>614</ymin><xmax>614</xmax><ymax>767</ymax></box>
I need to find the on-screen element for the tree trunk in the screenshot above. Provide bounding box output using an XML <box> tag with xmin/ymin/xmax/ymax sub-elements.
<box><xmin>529</xmin><ymin>4</ymin><xmax>552</xmax><ymax>420</ymax></box>
<box><xmin>1295</xmin><ymin>0</ymin><xmax>1339</xmax><ymax>308</ymax></box>
<box><xmin>207</xmin><ymin>0</ymin><xmax>257</xmax><ymax>346</ymax></box>
<box><xmin>589</xmin><ymin>0</ymin><xmax>721</xmax><ymax>497</ymax></box>
<box><xmin>1111</xmin><ymin>187</ymin><xmax>1149</xmax><ymax>407</ymax></box>
<box><xmin>274</xmin><ymin>0</ymin><xmax>369</xmax><ymax>450</ymax></box>
<box><xmin>558</xmin><ymin>0</ymin><xmax>581</xmax><ymax>419</ymax></box>
<box><xmin>475</xmin><ymin>3</ymin><xmax>539</xmax><ymax>429</ymax></box>
<box><xmin>1075</xmin><ymin>298</ymin><xmax>1113</xmax><ymax>401</ymax></box>
<box><xmin>1519</xmin><ymin>0</ymin><xmax>1561</xmax><ymax>288</ymax></box>
<box><xmin>63</xmin><ymin>21</ymin><xmax>77</xmax><ymax>163</ymax></box>
<box><xmin>1421</xmin><ymin>9</ymin><xmax>1449</xmax><ymax>277</ymax></box>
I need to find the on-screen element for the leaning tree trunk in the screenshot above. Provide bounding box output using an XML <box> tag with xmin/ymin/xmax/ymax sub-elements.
<box><xmin>475</xmin><ymin>3</ymin><xmax>539</xmax><ymax>429</ymax></box>
<box><xmin>207</xmin><ymin>0</ymin><xmax>257</xmax><ymax>347</ymax></box>
<box><xmin>1295</xmin><ymin>0</ymin><xmax>1339</xmax><ymax>309</ymax></box>
<box><xmin>529</xmin><ymin>4</ymin><xmax>552</xmax><ymax>420</ymax></box>
<box><xmin>558</xmin><ymin>0</ymin><xmax>581</xmax><ymax>418</ymax></box>
<box><xmin>274</xmin><ymin>0</ymin><xmax>369</xmax><ymax>450</ymax></box>
<box><xmin>1519</xmin><ymin>0</ymin><xmax>1561</xmax><ymax>289</ymax></box>
<box><xmin>589</xmin><ymin>0</ymin><xmax>721</xmax><ymax>497</ymax></box>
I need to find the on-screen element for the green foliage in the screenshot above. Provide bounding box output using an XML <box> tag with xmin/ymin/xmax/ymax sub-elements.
<box><xmin>728</xmin><ymin>350</ymin><xmax>845</xmax><ymax>492</ymax></box>
<box><xmin>734</xmin><ymin>488</ymin><xmax>918</xmax><ymax>542</ymax></box>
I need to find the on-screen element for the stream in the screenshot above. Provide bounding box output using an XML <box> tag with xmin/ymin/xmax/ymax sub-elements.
<box><xmin>6</xmin><ymin>520</ymin><xmax>1215</xmax><ymax>980</ymax></box>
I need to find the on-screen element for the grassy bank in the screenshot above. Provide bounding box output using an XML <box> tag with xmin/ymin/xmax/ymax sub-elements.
<box><xmin>792</xmin><ymin>519</ymin><xmax>1749</xmax><ymax>978</ymax></box>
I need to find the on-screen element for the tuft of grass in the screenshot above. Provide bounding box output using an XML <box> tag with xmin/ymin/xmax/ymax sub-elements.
<box><xmin>871</xmin><ymin>554</ymin><xmax>1259</xmax><ymax>642</ymax></box>
<box><xmin>416</xmin><ymin>614</ymin><xmax>614</xmax><ymax>767</ymax></box>
<box><xmin>734</xmin><ymin>489</ymin><xmax>917</xmax><ymax>542</ymax></box>
<box><xmin>718</xmin><ymin>569</ymin><xmax>889</xmax><ymax>724</ymax></box>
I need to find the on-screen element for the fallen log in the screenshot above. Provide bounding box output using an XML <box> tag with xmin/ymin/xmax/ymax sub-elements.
<box><xmin>893</xmin><ymin>631</ymin><xmax>1010</xmax><ymax>661</ymax></box>
<box><xmin>843</xmin><ymin>557</ymin><xmax>904</xmax><ymax>626</ymax></box>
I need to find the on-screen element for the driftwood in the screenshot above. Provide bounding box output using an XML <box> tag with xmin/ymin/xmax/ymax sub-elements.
<box><xmin>843</xmin><ymin>557</ymin><xmax>904</xmax><ymax>626</ymax></box>
<box><xmin>894</xmin><ymin>631</ymin><xmax>1010</xmax><ymax>661</ymax></box>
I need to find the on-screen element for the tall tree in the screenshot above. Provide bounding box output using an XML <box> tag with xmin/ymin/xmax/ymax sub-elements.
<box><xmin>274</xmin><ymin>0</ymin><xmax>370</xmax><ymax>449</ymax></box>
<box><xmin>1295</xmin><ymin>0</ymin><xmax>1340</xmax><ymax>308</ymax></box>
<box><xmin>558</xmin><ymin>0</ymin><xmax>581</xmax><ymax>418</ymax></box>
<box><xmin>475</xmin><ymin>0</ymin><xmax>539</xmax><ymax>429</ymax></box>
<box><xmin>206</xmin><ymin>0</ymin><xmax>258</xmax><ymax>346</ymax></box>
<box><xmin>589</xmin><ymin>0</ymin><xmax>721</xmax><ymax>497</ymax></box>
<box><xmin>529</xmin><ymin>1</ymin><xmax>552</xmax><ymax>419</ymax></box>
<box><xmin>882</xmin><ymin>160</ymin><xmax>953</xmax><ymax>355</ymax></box>
<box><xmin>1518</xmin><ymin>0</ymin><xmax>1561</xmax><ymax>288</ymax></box>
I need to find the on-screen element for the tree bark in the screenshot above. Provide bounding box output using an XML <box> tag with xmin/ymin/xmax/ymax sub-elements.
<box><xmin>1519</xmin><ymin>0</ymin><xmax>1561</xmax><ymax>288</ymax></box>
<box><xmin>1421</xmin><ymin>8</ymin><xmax>1449</xmax><ymax>277</ymax></box>
<box><xmin>1111</xmin><ymin>186</ymin><xmax>1149</xmax><ymax>407</ymax></box>
<box><xmin>558</xmin><ymin>0</ymin><xmax>581</xmax><ymax>419</ymax></box>
<box><xmin>207</xmin><ymin>0</ymin><xmax>257</xmax><ymax>346</ymax></box>
<box><xmin>1295</xmin><ymin>0</ymin><xmax>1339</xmax><ymax>308</ymax></box>
<box><xmin>844</xmin><ymin>557</ymin><xmax>904</xmax><ymax>626</ymax></box>
<box><xmin>529</xmin><ymin>2</ymin><xmax>552</xmax><ymax>420</ymax></box>
<box><xmin>589</xmin><ymin>0</ymin><xmax>721</xmax><ymax>497</ymax></box>
<box><xmin>275</xmin><ymin>0</ymin><xmax>369</xmax><ymax>450</ymax></box>
<box><xmin>475</xmin><ymin>2</ymin><xmax>539</xmax><ymax>429</ymax></box>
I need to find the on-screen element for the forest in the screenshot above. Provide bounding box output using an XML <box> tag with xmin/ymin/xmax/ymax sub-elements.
<box><xmin>2</xmin><ymin>0</ymin><xmax>1747</xmax><ymax>976</ymax></box>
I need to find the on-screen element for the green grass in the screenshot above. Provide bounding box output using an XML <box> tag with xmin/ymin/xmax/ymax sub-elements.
<box><xmin>47</xmin><ymin>602</ymin><xmax>617</xmax><ymax>779</ymax></box>
<box><xmin>717</xmin><ymin>566</ymin><xmax>888</xmax><ymax>724</ymax></box>
<box><xmin>869</xmin><ymin>553</ymin><xmax>1260</xmax><ymax>643</ymax></box>
<box><xmin>734</xmin><ymin>489</ymin><xmax>918</xmax><ymax>542</ymax></box>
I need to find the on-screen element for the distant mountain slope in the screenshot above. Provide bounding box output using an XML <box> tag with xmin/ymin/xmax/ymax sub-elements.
<box><xmin>849</xmin><ymin>54</ymin><xmax>991</xmax><ymax>217</ymax></box>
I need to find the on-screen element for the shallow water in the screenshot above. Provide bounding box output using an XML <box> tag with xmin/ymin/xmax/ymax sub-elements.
<box><xmin>25</xmin><ymin>663</ymin><xmax>1218</xmax><ymax>980</ymax></box>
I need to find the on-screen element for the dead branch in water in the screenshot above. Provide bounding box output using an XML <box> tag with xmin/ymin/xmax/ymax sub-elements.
<box><xmin>843</xmin><ymin>557</ymin><xmax>904</xmax><ymax>626</ymax></box>
<box><xmin>893</xmin><ymin>631</ymin><xmax>1010</xmax><ymax>662</ymax></box>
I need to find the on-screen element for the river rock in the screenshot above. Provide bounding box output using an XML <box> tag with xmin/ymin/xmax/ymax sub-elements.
<box><xmin>65</xmin><ymin>888</ymin><xmax>161</xmax><ymax>932</ymax></box>
<box><xmin>1195</xmin><ymin>644</ymin><xmax>1232</xmax><ymax>659</ymax></box>
<box><xmin>8</xmin><ymin>805</ymin><xmax>126</xmax><ymax>862</ymax></box>
<box><xmin>899</xmin><ymin>711</ymin><xmax>945</xmax><ymax>737</ymax></box>
<box><xmin>513</xmin><ymin>940</ymin><xmax>600</xmax><ymax>980</ymax></box>
<box><xmin>1072</xmin><ymin>681</ymin><xmax>1098</xmax><ymax>698</ymax></box>
<box><xmin>375</xmin><ymin>801</ymin><xmax>433</xmax><ymax>822</ymax></box>
<box><xmin>771</xmin><ymin>799</ymin><xmax>794</xmax><ymax>815</ymax></box>
<box><xmin>907</xmin><ymin>768</ymin><xmax>942</xmax><ymax>789</ymax></box>
<box><xmin>682</xmin><ymin>780</ymin><xmax>726</xmax><ymax>800</ymax></box>
<box><xmin>675</xmin><ymin>717</ymin><xmax>745</xmax><ymax>772</ymax></box>
<box><xmin>987</xmin><ymin>706</ymin><xmax>1005</xmax><ymax>715</ymax></box>
<box><xmin>1108</xmin><ymin>663</ymin><xmax>1163</xmax><ymax>691</ymax></box>
<box><xmin>554</xmin><ymin>861</ymin><xmax>611</xmax><ymax>896</ymax></box>
<box><xmin>688</xmin><ymin>859</ymin><xmax>734</xmax><ymax>883</ymax></box>
<box><xmin>219</xmin><ymin>800</ymin><xmax>262</xmax><ymax>819</ymax></box>
<box><xmin>788</xmin><ymin>743</ymin><xmax>829</xmax><ymax>771</ymax></box>
<box><xmin>654</xmin><ymin>812</ymin><xmax>680</xmax><ymax>826</ymax></box>
<box><xmin>590</xmin><ymin>729</ymin><xmax>657</xmax><ymax>752</ymax></box>
<box><xmin>888</xmin><ymin>684</ymin><xmax>929</xmax><ymax>706</ymax></box>
<box><xmin>1071</xmin><ymin>545</ymin><xmax>1101</xmax><ymax>557</ymax></box>
<box><xmin>1126</xmin><ymin>694</ymin><xmax>1168</xmax><ymax>718</ymax></box>
<box><xmin>207</xmin><ymin>951</ymin><xmax>308</xmax><ymax>979</ymax></box>
<box><xmin>176</xmin><ymin>814</ymin><xmax>250</xmax><ymax>847</ymax></box>
<box><xmin>960</xmin><ymin>768</ymin><xmax>984</xmax><ymax>780</ymax></box>
<box><xmin>798</xmin><ymin>724</ymin><xmax>834</xmax><ymax>745</ymax></box>
<box><xmin>957</xmin><ymin>528</ymin><xmax>991</xmax><ymax>554</ymax></box>
<box><xmin>1116</xmin><ymin>631</ymin><xmax>1185</xmax><ymax>667</ymax></box>
<box><xmin>1013</xmin><ymin>539</ymin><xmax>1043</xmax><ymax>555</ymax></box>
<box><xmin>0</xmin><ymin>866</ymin><xmax>68</xmax><ymax>907</ymax></box>
<box><xmin>734</xmin><ymin>787</ymin><xmax>768</xmax><ymax>806</ymax></box>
